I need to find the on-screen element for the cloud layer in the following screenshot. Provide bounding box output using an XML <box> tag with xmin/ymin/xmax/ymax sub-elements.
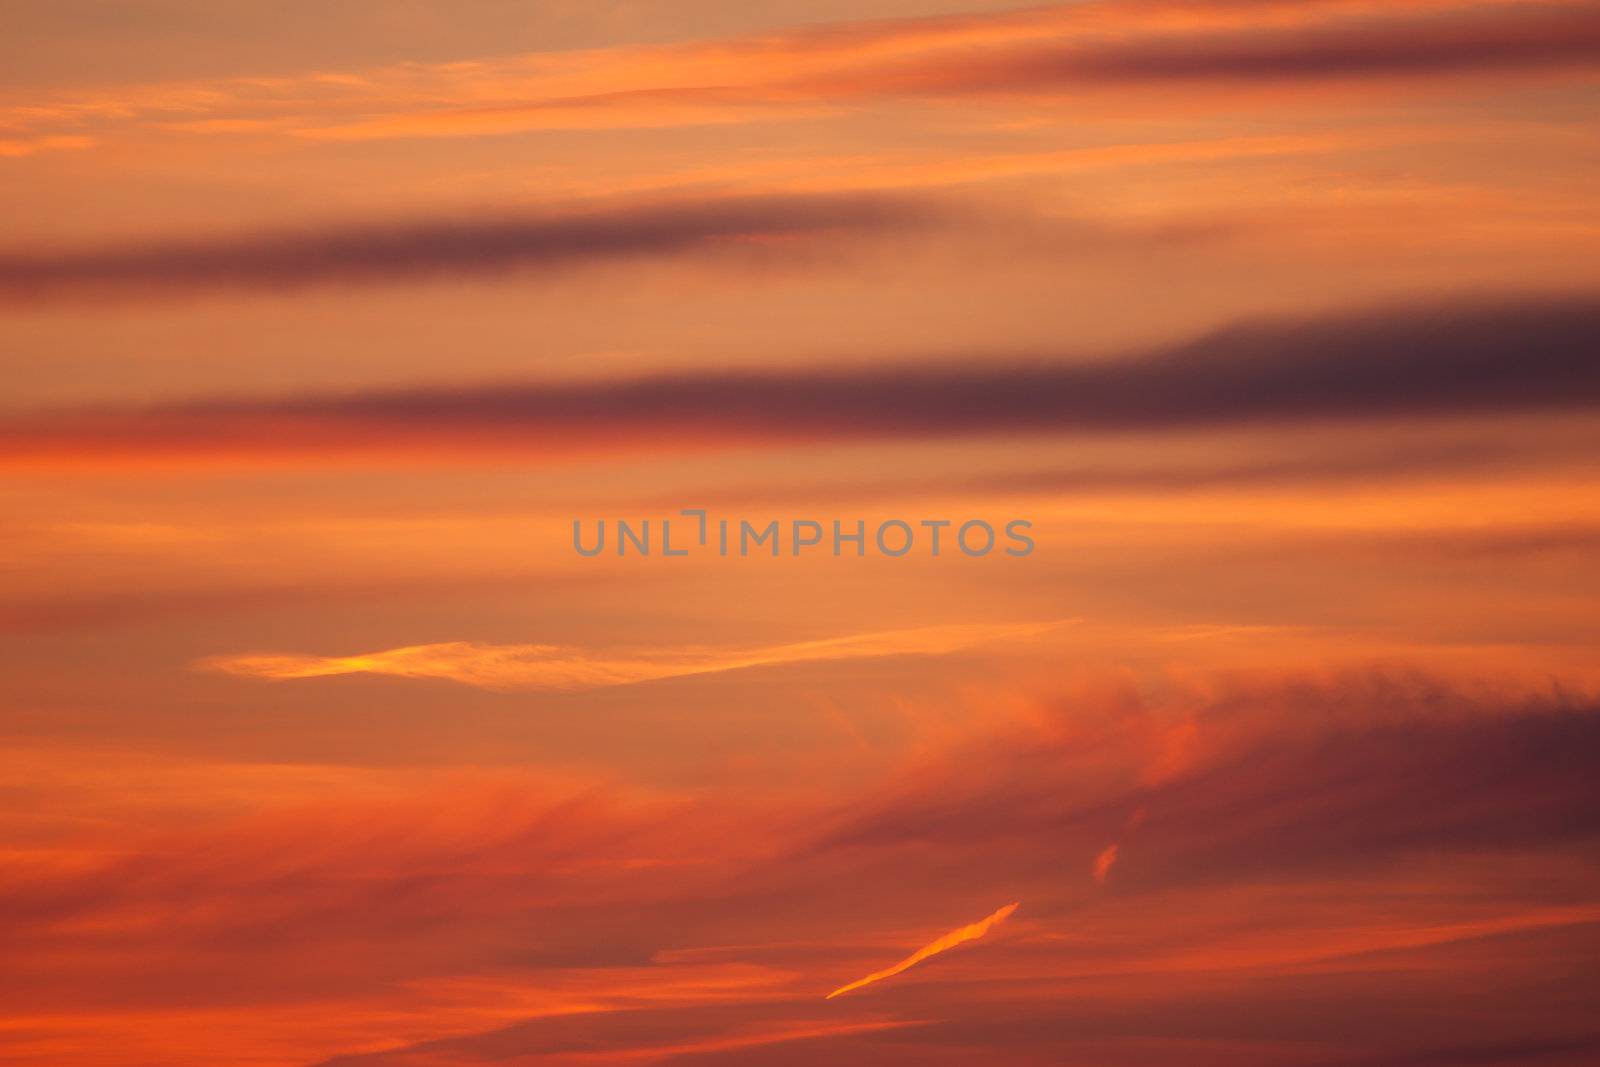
<box><xmin>7</xmin><ymin>671</ymin><xmax>1598</xmax><ymax>1065</ymax></box>
<box><xmin>5</xmin><ymin>4</ymin><xmax>1600</xmax><ymax>1066</ymax></box>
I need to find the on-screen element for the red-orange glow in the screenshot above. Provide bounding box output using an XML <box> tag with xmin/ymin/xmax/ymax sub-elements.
<box><xmin>3</xmin><ymin>0</ymin><xmax>1597</xmax><ymax>1063</ymax></box>
<box><xmin>1093</xmin><ymin>843</ymin><xmax>1121</xmax><ymax>883</ymax></box>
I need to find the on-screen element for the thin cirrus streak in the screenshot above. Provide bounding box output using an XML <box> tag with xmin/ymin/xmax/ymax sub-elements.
<box><xmin>197</xmin><ymin>620</ymin><xmax>1071</xmax><ymax>692</ymax></box>
<box><xmin>306</xmin><ymin>2</ymin><xmax>1600</xmax><ymax>144</ymax></box>
<box><xmin>0</xmin><ymin>191</ymin><xmax>937</xmax><ymax>303</ymax></box>
<box><xmin>825</xmin><ymin>902</ymin><xmax>1020</xmax><ymax>999</ymax></box>
<box><xmin>299</xmin><ymin>1</ymin><xmax>1600</xmax><ymax>141</ymax></box>
<box><xmin>626</xmin><ymin>437</ymin><xmax>1594</xmax><ymax>512</ymax></box>
<box><xmin>4</xmin><ymin>294</ymin><xmax>1597</xmax><ymax>467</ymax></box>
<box><xmin>273</xmin><ymin>2</ymin><xmax>1600</xmax><ymax>145</ymax></box>
<box><xmin>5</xmin><ymin>0</ymin><xmax>1594</xmax><ymax>144</ymax></box>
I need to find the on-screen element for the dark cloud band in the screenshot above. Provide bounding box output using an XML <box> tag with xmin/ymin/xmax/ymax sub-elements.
<box><xmin>0</xmin><ymin>192</ymin><xmax>935</xmax><ymax>301</ymax></box>
<box><xmin>889</xmin><ymin>7</ymin><xmax>1600</xmax><ymax>91</ymax></box>
<box><xmin>4</xmin><ymin>294</ymin><xmax>1597</xmax><ymax>463</ymax></box>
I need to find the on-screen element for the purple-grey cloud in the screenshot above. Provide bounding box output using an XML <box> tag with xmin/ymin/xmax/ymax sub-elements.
<box><xmin>3</xmin><ymin>294</ymin><xmax>1597</xmax><ymax>464</ymax></box>
<box><xmin>0</xmin><ymin>192</ymin><xmax>937</xmax><ymax>302</ymax></box>
<box><xmin>891</xmin><ymin>6</ymin><xmax>1600</xmax><ymax>90</ymax></box>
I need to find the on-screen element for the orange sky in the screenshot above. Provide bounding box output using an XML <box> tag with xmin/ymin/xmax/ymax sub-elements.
<box><xmin>2</xmin><ymin>1</ymin><xmax>1599</xmax><ymax>1064</ymax></box>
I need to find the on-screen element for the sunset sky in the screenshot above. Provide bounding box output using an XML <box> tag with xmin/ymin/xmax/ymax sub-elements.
<box><xmin>3</xmin><ymin>1</ymin><xmax>1599</xmax><ymax>1064</ymax></box>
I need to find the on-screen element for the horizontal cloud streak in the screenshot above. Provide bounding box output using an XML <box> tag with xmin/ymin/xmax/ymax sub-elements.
<box><xmin>243</xmin><ymin>7</ymin><xmax>1600</xmax><ymax>141</ymax></box>
<box><xmin>4</xmin><ymin>295</ymin><xmax>1596</xmax><ymax>466</ymax></box>
<box><xmin>10</xmin><ymin>0</ymin><xmax>1596</xmax><ymax>145</ymax></box>
<box><xmin>199</xmin><ymin>621</ymin><xmax>1069</xmax><ymax>691</ymax></box>
<box><xmin>827</xmin><ymin>5</ymin><xmax>1600</xmax><ymax>97</ymax></box>
<box><xmin>0</xmin><ymin>192</ymin><xmax>934</xmax><ymax>302</ymax></box>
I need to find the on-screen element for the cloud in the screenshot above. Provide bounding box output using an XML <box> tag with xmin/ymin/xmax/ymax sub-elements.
<box><xmin>9</xmin><ymin>0</ymin><xmax>1594</xmax><ymax>146</ymax></box>
<box><xmin>0</xmin><ymin>134</ymin><xmax>93</xmax><ymax>158</ymax></box>
<box><xmin>825</xmin><ymin>902</ymin><xmax>1019</xmax><ymax>999</ymax></box>
<box><xmin>4</xmin><ymin>294</ymin><xmax>1597</xmax><ymax>467</ymax></box>
<box><xmin>668</xmin><ymin>436</ymin><xmax>1584</xmax><ymax>511</ymax></box>
<box><xmin>814</xmin><ymin>670</ymin><xmax>1600</xmax><ymax>881</ymax></box>
<box><xmin>821</xmin><ymin>4</ymin><xmax>1600</xmax><ymax>97</ymax></box>
<box><xmin>308</xmin><ymin>1002</ymin><xmax>918</xmax><ymax>1067</ymax></box>
<box><xmin>198</xmin><ymin>620</ymin><xmax>1070</xmax><ymax>691</ymax></box>
<box><xmin>0</xmin><ymin>191</ymin><xmax>935</xmax><ymax>303</ymax></box>
<box><xmin>7</xmin><ymin>670</ymin><xmax>1600</xmax><ymax>1064</ymax></box>
<box><xmin>1092</xmin><ymin>843</ymin><xmax>1119</xmax><ymax>883</ymax></box>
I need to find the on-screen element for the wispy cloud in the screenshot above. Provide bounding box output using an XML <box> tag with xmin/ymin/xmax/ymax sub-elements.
<box><xmin>198</xmin><ymin>620</ymin><xmax>1070</xmax><ymax>691</ymax></box>
<box><xmin>0</xmin><ymin>133</ymin><xmax>93</xmax><ymax>158</ymax></box>
<box><xmin>8</xmin><ymin>673</ymin><xmax>1600</xmax><ymax>1063</ymax></box>
<box><xmin>1092</xmin><ymin>843</ymin><xmax>1120</xmax><ymax>883</ymax></box>
<box><xmin>816</xmin><ymin>672</ymin><xmax>1600</xmax><ymax>876</ymax></box>
<box><xmin>826</xmin><ymin>902</ymin><xmax>1019</xmax><ymax>999</ymax></box>
<box><xmin>8</xmin><ymin>0</ymin><xmax>1593</xmax><ymax>145</ymax></box>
